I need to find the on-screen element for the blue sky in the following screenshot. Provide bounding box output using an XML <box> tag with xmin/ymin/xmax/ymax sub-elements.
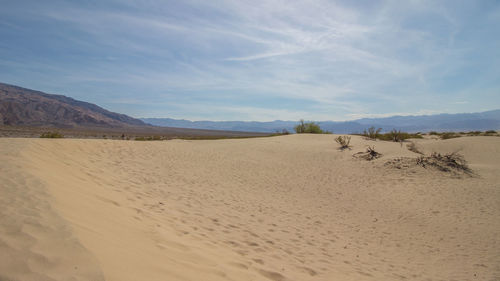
<box><xmin>1</xmin><ymin>0</ymin><xmax>499</xmax><ymax>121</ymax></box>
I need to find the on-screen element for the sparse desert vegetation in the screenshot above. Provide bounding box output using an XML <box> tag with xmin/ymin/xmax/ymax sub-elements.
<box><xmin>40</xmin><ymin>131</ymin><xmax>64</xmax><ymax>138</ymax></box>
<box><xmin>362</xmin><ymin>126</ymin><xmax>382</xmax><ymax>139</ymax></box>
<box><xmin>386</xmin><ymin>151</ymin><xmax>474</xmax><ymax>177</ymax></box>
<box><xmin>335</xmin><ymin>135</ymin><xmax>351</xmax><ymax>150</ymax></box>
<box><xmin>439</xmin><ymin>132</ymin><xmax>461</xmax><ymax>140</ymax></box>
<box><xmin>294</xmin><ymin>120</ymin><xmax>331</xmax><ymax>134</ymax></box>
<box><xmin>406</xmin><ymin>141</ymin><xmax>423</xmax><ymax>155</ymax></box>
<box><xmin>427</xmin><ymin>130</ymin><xmax>499</xmax><ymax>139</ymax></box>
<box><xmin>353</xmin><ymin>145</ymin><xmax>382</xmax><ymax>160</ymax></box>
<box><xmin>378</xmin><ymin>129</ymin><xmax>423</xmax><ymax>142</ymax></box>
<box><xmin>361</xmin><ymin>127</ymin><xmax>422</xmax><ymax>141</ymax></box>
<box><xmin>0</xmin><ymin>125</ymin><xmax>270</xmax><ymax>139</ymax></box>
<box><xmin>484</xmin><ymin>130</ymin><xmax>498</xmax><ymax>135</ymax></box>
<box><xmin>416</xmin><ymin>152</ymin><xmax>473</xmax><ymax>175</ymax></box>
<box><xmin>135</xmin><ymin>135</ymin><xmax>163</xmax><ymax>141</ymax></box>
<box><xmin>275</xmin><ymin>128</ymin><xmax>290</xmax><ymax>135</ymax></box>
<box><xmin>360</xmin><ymin>129</ymin><xmax>499</xmax><ymax>142</ymax></box>
<box><xmin>466</xmin><ymin>131</ymin><xmax>482</xmax><ymax>136</ymax></box>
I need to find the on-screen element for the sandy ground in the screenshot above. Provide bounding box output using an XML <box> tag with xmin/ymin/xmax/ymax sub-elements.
<box><xmin>1</xmin><ymin>134</ymin><xmax>499</xmax><ymax>281</ymax></box>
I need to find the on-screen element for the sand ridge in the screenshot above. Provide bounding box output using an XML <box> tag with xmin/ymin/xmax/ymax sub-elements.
<box><xmin>0</xmin><ymin>134</ymin><xmax>499</xmax><ymax>280</ymax></box>
<box><xmin>0</xmin><ymin>140</ymin><xmax>105</xmax><ymax>281</ymax></box>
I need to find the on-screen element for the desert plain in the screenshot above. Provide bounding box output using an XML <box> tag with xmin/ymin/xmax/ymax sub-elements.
<box><xmin>0</xmin><ymin>134</ymin><xmax>499</xmax><ymax>281</ymax></box>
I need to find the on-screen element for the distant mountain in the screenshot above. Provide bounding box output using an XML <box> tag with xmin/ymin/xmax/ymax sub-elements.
<box><xmin>141</xmin><ymin>118</ymin><xmax>298</xmax><ymax>133</ymax></box>
<box><xmin>0</xmin><ymin>83</ymin><xmax>146</xmax><ymax>128</ymax></box>
<box><xmin>3</xmin><ymin>81</ymin><xmax>497</xmax><ymax>133</ymax></box>
<box><xmin>142</xmin><ymin>110</ymin><xmax>500</xmax><ymax>133</ymax></box>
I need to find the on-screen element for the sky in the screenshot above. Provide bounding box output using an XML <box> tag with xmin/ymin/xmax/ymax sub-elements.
<box><xmin>0</xmin><ymin>0</ymin><xmax>499</xmax><ymax>121</ymax></box>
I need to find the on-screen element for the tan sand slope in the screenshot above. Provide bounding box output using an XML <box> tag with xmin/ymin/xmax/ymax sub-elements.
<box><xmin>0</xmin><ymin>135</ymin><xmax>499</xmax><ymax>281</ymax></box>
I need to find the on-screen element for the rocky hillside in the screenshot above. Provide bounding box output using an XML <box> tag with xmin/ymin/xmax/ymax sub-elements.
<box><xmin>0</xmin><ymin>83</ymin><xmax>146</xmax><ymax>128</ymax></box>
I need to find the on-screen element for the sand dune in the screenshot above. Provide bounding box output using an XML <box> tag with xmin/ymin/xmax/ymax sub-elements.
<box><xmin>1</xmin><ymin>135</ymin><xmax>499</xmax><ymax>281</ymax></box>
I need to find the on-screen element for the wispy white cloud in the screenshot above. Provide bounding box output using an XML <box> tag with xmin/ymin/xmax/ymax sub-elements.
<box><xmin>136</xmin><ymin>101</ymin><xmax>337</xmax><ymax>121</ymax></box>
<box><xmin>1</xmin><ymin>0</ymin><xmax>499</xmax><ymax>120</ymax></box>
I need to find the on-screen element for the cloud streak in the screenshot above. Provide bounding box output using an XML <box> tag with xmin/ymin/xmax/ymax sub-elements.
<box><xmin>0</xmin><ymin>0</ymin><xmax>499</xmax><ymax>120</ymax></box>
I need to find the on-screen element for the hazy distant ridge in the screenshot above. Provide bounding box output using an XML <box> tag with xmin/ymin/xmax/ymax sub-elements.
<box><xmin>142</xmin><ymin>110</ymin><xmax>500</xmax><ymax>133</ymax></box>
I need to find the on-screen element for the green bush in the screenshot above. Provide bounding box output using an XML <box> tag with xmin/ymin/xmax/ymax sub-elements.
<box><xmin>294</xmin><ymin>120</ymin><xmax>326</xmax><ymax>134</ymax></box>
<box><xmin>40</xmin><ymin>131</ymin><xmax>64</xmax><ymax>138</ymax></box>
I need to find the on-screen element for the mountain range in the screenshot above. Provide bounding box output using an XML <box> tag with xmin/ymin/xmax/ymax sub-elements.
<box><xmin>142</xmin><ymin>110</ymin><xmax>500</xmax><ymax>133</ymax></box>
<box><xmin>1</xmin><ymin>82</ymin><xmax>498</xmax><ymax>133</ymax></box>
<box><xmin>0</xmin><ymin>82</ymin><xmax>267</xmax><ymax>138</ymax></box>
<box><xmin>0</xmin><ymin>83</ymin><xmax>146</xmax><ymax>128</ymax></box>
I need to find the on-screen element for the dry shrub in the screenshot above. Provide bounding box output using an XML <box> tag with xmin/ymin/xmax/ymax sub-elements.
<box><xmin>353</xmin><ymin>146</ymin><xmax>382</xmax><ymax>161</ymax></box>
<box><xmin>361</xmin><ymin>128</ymin><xmax>422</xmax><ymax>142</ymax></box>
<box><xmin>406</xmin><ymin>141</ymin><xmax>423</xmax><ymax>155</ymax></box>
<box><xmin>416</xmin><ymin>152</ymin><xmax>472</xmax><ymax>174</ymax></box>
<box><xmin>335</xmin><ymin>135</ymin><xmax>351</xmax><ymax>150</ymax></box>
<box><xmin>378</xmin><ymin>129</ymin><xmax>423</xmax><ymax>142</ymax></box>
<box><xmin>386</xmin><ymin>151</ymin><xmax>474</xmax><ymax>177</ymax></box>
<box><xmin>363</xmin><ymin>127</ymin><xmax>381</xmax><ymax>139</ymax></box>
